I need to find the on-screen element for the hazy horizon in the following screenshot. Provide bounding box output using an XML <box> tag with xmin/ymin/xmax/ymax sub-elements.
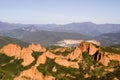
<box><xmin>0</xmin><ymin>0</ymin><xmax>120</xmax><ymax>24</ymax></box>
<box><xmin>1</xmin><ymin>20</ymin><xmax>120</xmax><ymax>25</ymax></box>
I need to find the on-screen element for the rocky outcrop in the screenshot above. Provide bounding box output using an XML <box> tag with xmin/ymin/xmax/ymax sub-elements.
<box><xmin>28</xmin><ymin>43</ymin><xmax>46</xmax><ymax>52</ymax></box>
<box><xmin>55</xmin><ymin>57</ymin><xmax>79</xmax><ymax>69</ymax></box>
<box><xmin>14</xmin><ymin>66</ymin><xmax>55</xmax><ymax>80</ymax></box>
<box><xmin>36</xmin><ymin>53</ymin><xmax>46</xmax><ymax>66</ymax></box>
<box><xmin>54</xmin><ymin>48</ymin><xmax>66</xmax><ymax>53</ymax></box>
<box><xmin>1</xmin><ymin>42</ymin><xmax>119</xmax><ymax>67</ymax></box>
<box><xmin>67</xmin><ymin>47</ymin><xmax>82</xmax><ymax>61</ymax></box>
<box><xmin>99</xmin><ymin>52</ymin><xmax>120</xmax><ymax>66</ymax></box>
<box><xmin>21</xmin><ymin>44</ymin><xmax>46</xmax><ymax>66</ymax></box>
<box><xmin>0</xmin><ymin>41</ymin><xmax>120</xmax><ymax>79</ymax></box>
<box><xmin>108</xmin><ymin>54</ymin><xmax>120</xmax><ymax>62</ymax></box>
<box><xmin>36</xmin><ymin>51</ymin><xmax>56</xmax><ymax>66</ymax></box>
<box><xmin>45</xmin><ymin>51</ymin><xmax>56</xmax><ymax>59</ymax></box>
<box><xmin>0</xmin><ymin>44</ymin><xmax>21</xmax><ymax>58</ymax></box>
<box><xmin>14</xmin><ymin>66</ymin><xmax>44</xmax><ymax>80</ymax></box>
<box><xmin>84</xmin><ymin>73</ymin><xmax>91</xmax><ymax>78</ymax></box>
<box><xmin>99</xmin><ymin>54</ymin><xmax>110</xmax><ymax>66</ymax></box>
<box><xmin>52</xmin><ymin>66</ymin><xmax>57</xmax><ymax>72</ymax></box>
<box><xmin>105</xmin><ymin>68</ymin><xmax>114</xmax><ymax>72</ymax></box>
<box><xmin>75</xmin><ymin>42</ymin><xmax>120</xmax><ymax>66</ymax></box>
<box><xmin>79</xmin><ymin>42</ymin><xmax>99</xmax><ymax>55</ymax></box>
<box><xmin>113</xmin><ymin>77</ymin><xmax>119</xmax><ymax>80</ymax></box>
<box><xmin>0</xmin><ymin>43</ymin><xmax>46</xmax><ymax>66</ymax></box>
<box><xmin>20</xmin><ymin>47</ymin><xmax>35</xmax><ymax>66</ymax></box>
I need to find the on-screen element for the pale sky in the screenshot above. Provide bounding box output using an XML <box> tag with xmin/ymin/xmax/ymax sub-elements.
<box><xmin>0</xmin><ymin>0</ymin><xmax>120</xmax><ymax>24</ymax></box>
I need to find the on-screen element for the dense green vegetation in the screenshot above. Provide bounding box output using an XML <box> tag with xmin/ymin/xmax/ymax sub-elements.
<box><xmin>0</xmin><ymin>53</ymin><xmax>24</xmax><ymax>79</ymax></box>
<box><xmin>37</xmin><ymin>58</ymin><xmax>55</xmax><ymax>76</ymax></box>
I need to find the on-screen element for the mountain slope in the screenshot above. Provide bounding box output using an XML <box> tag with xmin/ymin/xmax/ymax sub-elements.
<box><xmin>94</xmin><ymin>33</ymin><xmax>120</xmax><ymax>46</ymax></box>
<box><xmin>0</xmin><ymin>36</ymin><xmax>29</xmax><ymax>48</ymax></box>
<box><xmin>21</xmin><ymin>31</ymin><xmax>91</xmax><ymax>45</ymax></box>
<box><xmin>0</xmin><ymin>26</ymin><xmax>38</xmax><ymax>39</ymax></box>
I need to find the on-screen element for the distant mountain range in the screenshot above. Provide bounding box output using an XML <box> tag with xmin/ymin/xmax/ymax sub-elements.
<box><xmin>0</xmin><ymin>21</ymin><xmax>120</xmax><ymax>46</ymax></box>
<box><xmin>0</xmin><ymin>21</ymin><xmax>120</xmax><ymax>36</ymax></box>
<box><xmin>0</xmin><ymin>21</ymin><xmax>26</xmax><ymax>31</ymax></box>
<box><xmin>0</xmin><ymin>26</ymin><xmax>38</xmax><ymax>39</ymax></box>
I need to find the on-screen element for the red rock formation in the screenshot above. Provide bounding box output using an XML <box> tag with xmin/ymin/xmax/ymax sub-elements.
<box><xmin>99</xmin><ymin>52</ymin><xmax>120</xmax><ymax>66</ymax></box>
<box><xmin>84</xmin><ymin>73</ymin><xmax>91</xmax><ymax>78</ymax></box>
<box><xmin>55</xmin><ymin>57</ymin><xmax>79</xmax><ymax>69</ymax></box>
<box><xmin>20</xmin><ymin>47</ymin><xmax>34</xmax><ymax>66</ymax></box>
<box><xmin>54</xmin><ymin>48</ymin><xmax>66</xmax><ymax>53</ymax></box>
<box><xmin>14</xmin><ymin>66</ymin><xmax>55</xmax><ymax>80</ymax></box>
<box><xmin>21</xmin><ymin>43</ymin><xmax>46</xmax><ymax>66</ymax></box>
<box><xmin>28</xmin><ymin>43</ymin><xmax>46</xmax><ymax>52</ymax></box>
<box><xmin>67</xmin><ymin>47</ymin><xmax>82</xmax><ymax>61</ymax></box>
<box><xmin>45</xmin><ymin>51</ymin><xmax>56</xmax><ymax>59</ymax></box>
<box><xmin>36</xmin><ymin>53</ymin><xmax>46</xmax><ymax>66</ymax></box>
<box><xmin>1</xmin><ymin>41</ymin><xmax>120</xmax><ymax>79</ymax></box>
<box><xmin>89</xmin><ymin>43</ymin><xmax>99</xmax><ymax>55</ymax></box>
<box><xmin>14</xmin><ymin>66</ymin><xmax>44</xmax><ymax>80</ymax></box>
<box><xmin>99</xmin><ymin>54</ymin><xmax>110</xmax><ymax>66</ymax></box>
<box><xmin>108</xmin><ymin>54</ymin><xmax>120</xmax><ymax>62</ymax></box>
<box><xmin>0</xmin><ymin>43</ymin><xmax>46</xmax><ymax>66</ymax></box>
<box><xmin>52</xmin><ymin>66</ymin><xmax>57</xmax><ymax>72</ymax></box>
<box><xmin>79</xmin><ymin>42</ymin><xmax>90</xmax><ymax>53</ymax></box>
<box><xmin>79</xmin><ymin>42</ymin><xmax>98</xmax><ymax>55</ymax></box>
<box><xmin>0</xmin><ymin>44</ymin><xmax>21</xmax><ymax>58</ymax></box>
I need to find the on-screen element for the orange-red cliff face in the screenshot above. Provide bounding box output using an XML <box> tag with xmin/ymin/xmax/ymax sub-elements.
<box><xmin>0</xmin><ymin>41</ymin><xmax>120</xmax><ymax>80</ymax></box>
<box><xmin>0</xmin><ymin>43</ymin><xmax>46</xmax><ymax>66</ymax></box>
<box><xmin>78</xmin><ymin>42</ymin><xmax>120</xmax><ymax>66</ymax></box>
<box><xmin>0</xmin><ymin>42</ymin><xmax>120</xmax><ymax>67</ymax></box>
<box><xmin>79</xmin><ymin>42</ymin><xmax>99</xmax><ymax>55</ymax></box>
<box><xmin>0</xmin><ymin>44</ymin><xmax>21</xmax><ymax>58</ymax></box>
<box><xmin>14</xmin><ymin>66</ymin><xmax>55</xmax><ymax>80</ymax></box>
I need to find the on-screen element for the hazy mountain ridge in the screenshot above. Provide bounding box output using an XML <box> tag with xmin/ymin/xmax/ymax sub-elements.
<box><xmin>94</xmin><ymin>33</ymin><xmax>120</xmax><ymax>46</ymax></box>
<box><xmin>0</xmin><ymin>21</ymin><xmax>120</xmax><ymax>36</ymax></box>
<box><xmin>0</xmin><ymin>26</ymin><xmax>38</xmax><ymax>39</ymax></box>
<box><xmin>0</xmin><ymin>21</ymin><xmax>27</xmax><ymax>31</ymax></box>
